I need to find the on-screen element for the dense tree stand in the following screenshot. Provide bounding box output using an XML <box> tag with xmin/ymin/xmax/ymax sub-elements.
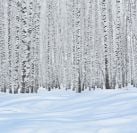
<box><xmin>0</xmin><ymin>0</ymin><xmax>137</xmax><ymax>93</ymax></box>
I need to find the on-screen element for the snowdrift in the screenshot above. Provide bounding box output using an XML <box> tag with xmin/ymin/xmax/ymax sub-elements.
<box><xmin>0</xmin><ymin>87</ymin><xmax>137</xmax><ymax>133</ymax></box>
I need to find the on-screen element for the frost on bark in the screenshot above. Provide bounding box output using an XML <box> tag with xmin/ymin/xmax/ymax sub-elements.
<box><xmin>7</xmin><ymin>0</ymin><xmax>13</xmax><ymax>93</ymax></box>
<box><xmin>0</xmin><ymin>0</ymin><xmax>7</xmax><ymax>92</ymax></box>
<box><xmin>12</xmin><ymin>0</ymin><xmax>21</xmax><ymax>94</ymax></box>
<box><xmin>101</xmin><ymin>0</ymin><xmax>111</xmax><ymax>89</ymax></box>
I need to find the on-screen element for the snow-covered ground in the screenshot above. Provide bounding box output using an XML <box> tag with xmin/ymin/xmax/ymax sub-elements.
<box><xmin>0</xmin><ymin>87</ymin><xmax>137</xmax><ymax>133</ymax></box>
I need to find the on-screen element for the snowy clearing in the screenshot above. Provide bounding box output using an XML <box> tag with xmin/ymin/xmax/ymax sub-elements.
<box><xmin>0</xmin><ymin>87</ymin><xmax>137</xmax><ymax>133</ymax></box>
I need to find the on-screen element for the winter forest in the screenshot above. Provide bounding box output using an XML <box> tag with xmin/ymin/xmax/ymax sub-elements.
<box><xmin>0</xmin><ymin>0</ymin><xmax>137</xmax><ymax>93</ymax></box>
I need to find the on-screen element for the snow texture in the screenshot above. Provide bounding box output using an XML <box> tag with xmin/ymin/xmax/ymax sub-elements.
<box><xmin>0</xmin><ymin>87</ymin><xmax>137</xmax><ymax>133</ymax></box>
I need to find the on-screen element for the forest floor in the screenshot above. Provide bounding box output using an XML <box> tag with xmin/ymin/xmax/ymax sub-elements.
<box><xmin>0</xmin><ymin>86</ymin><xmax>137</xmax><ymax>133</ymax></box>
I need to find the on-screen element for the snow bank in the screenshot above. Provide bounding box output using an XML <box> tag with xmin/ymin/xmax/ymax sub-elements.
<box><xmin>0</xmin><ymin>87</ymin><xmax>137</xmax><ymax>133</ymax></box>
